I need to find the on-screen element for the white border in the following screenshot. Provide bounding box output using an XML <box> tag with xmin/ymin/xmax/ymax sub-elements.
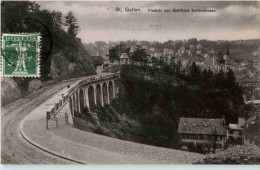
<box><xmin>1</xmin><ymin>1</ymin><xmax>260</xmax><ymax>170</ymax></box>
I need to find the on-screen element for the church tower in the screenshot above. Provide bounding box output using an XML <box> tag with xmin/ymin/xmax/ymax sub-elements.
<box><xmin>217</xmin><ymin>52</ymin><xmax>226</xmax><ymax>72</ymax></box>
<box><xmin>224</xmin><ymin>44</ymin><xmax>231</xmax><ymax>70</ymax></box>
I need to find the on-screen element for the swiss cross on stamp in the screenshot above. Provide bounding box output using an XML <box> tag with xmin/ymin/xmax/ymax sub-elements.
<box><xmin>1</xmin><ymin>33</ymin><xmax>41</xmax><ymax>77</ymax></box>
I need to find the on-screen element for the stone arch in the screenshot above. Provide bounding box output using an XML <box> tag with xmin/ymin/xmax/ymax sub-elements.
<box><xmin>88</xmin><ymin>85</ymin><xmax>95</xmax><ymax>111</ymax></box>
<box><xmin>79</xmin><ymin>89</ymin><xmax>84</xmax><ymax>113</ymax></box>
<box><xmin>96</xmin><ymin>84</ymin><xmax>102</xmax><ymax>106</ymax></box>
<box><xmin>109</xmin><ymin>81</ymin><xmax>114</xmax><ymax>101</ymax></box>
<box><xmin>102</xmin><ymin>82</ymin><xmax>108</xmax><ymax>105</ymax></box>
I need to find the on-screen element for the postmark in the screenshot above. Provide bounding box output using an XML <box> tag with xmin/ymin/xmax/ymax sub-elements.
<box><xmin>1</xmin><ymin>18</ymin><xmax>53</xmax><ymax>77</ymax></box>
<box><xmin>2</xmin><ymin>33</ymin><xmax>41</xmax><ymax>77</ymax></box>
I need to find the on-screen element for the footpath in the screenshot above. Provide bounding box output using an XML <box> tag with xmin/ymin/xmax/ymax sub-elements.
<box><xmin>19</xmin><ymin>82</ymin><xmax>202</xmax><ymax>164</ymax></box>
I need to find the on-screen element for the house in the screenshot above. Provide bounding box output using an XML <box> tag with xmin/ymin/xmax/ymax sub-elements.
<box><xmin>168</xmin><ymin>49</ymin><xmax>174</xmax><ymax>55</ymax></box>
<box><xmin>253</xmin><ymin>48</ymin><xmax>260</xmax><ymax>56</ymax></box>
<box><xmin>120</xmin><ymin>53</ymin><xmax>129</xmax><ymax>64</ymax></box>
<box><xmin>164</xmin><ymin>48</ymin><xmax>169</xmax><ymax>53</ymax></box>
<box><xmin>181</xmin><ymin>59</ymin><xmax>189</xmax><ymax>66</ymax></box>
<box><xmin>137</xmin><ymin>41</ymin><xmax>142</xmax><ymax>45</ymax></box>
<box><xmin>204</xmin><ymin>54</ymin><xmax>209</xmax><ymax>58</ymax></box>
<box><xmin>178</xmin><ymin>118</ymin><xmax>226</xmax><ymax>151</ymax></box>
<box><xmin>209</xmin><ymin>49</ymin><xmax>215</xmax><ymax>54</ymax></box>
<box><xmin>186</xmin><ymin>50</ymin><xmax>192</xmax><ymax>56</ymax></box>
<box><xmin>197</xmin><ymin>50</ymin><xmax>202</xmax><ymax>55</ymax></box>
<box><xmin>130</xmin><ymin>46</ymin><xmax>135</xmax><ymax>52</ymax></box>
<box><xmin>178</xmin><ymin>47</ymin><xmax>185</xmax><ymax>55</ymax></box>
<box><xmin>163</xmin><ymin>48</ymin><xmax>171</xmax><ymax>56</ymax></box>
<box><xmin>226</xmin><ymin>117</ymin><xmax>245</xmax><ymax>144</ymax></box>
<box><xmin>154</xmin><ymin>52</ymin><xmax>162</xmax><ymax>59</ymax></box>
<box><xmin>150</xmin><ymin>47</ymin><xmax>155</xmax><ymax>52</ymax></box>
<box><xmin>147</xmin><ymin>57</ymin><xmax>153</xmax><ymax>66</ymax></box>
<box><xmin>252</xmin><ymin>60</ymin><xmax>260</xmax><ymax>69</ymax></box>
<box><xmin>190</xmin><ymin>45</ymin><xmax>195</xmax><ymax>50</ymax></box>
<box><xmin>243</xmin><ymin>113</ymin><xmax>260</xmax><ymax>147</ymax></box>
<box><xmin>196</xmin><ymin>44</ymin><xmax>202</xmax><ymax>50</ymax></box>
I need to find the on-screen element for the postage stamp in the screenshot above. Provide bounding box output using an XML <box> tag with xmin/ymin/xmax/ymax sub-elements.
<box><xmin>1</xmin><ymin>33</ymin><xmax>41</xmax><ymax>77</ymax></box>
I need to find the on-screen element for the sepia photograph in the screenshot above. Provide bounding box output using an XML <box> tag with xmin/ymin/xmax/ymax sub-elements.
<box><xmin>1</xmin><ymin>0</ymin><xmax>260</xmax><ymax>165</ymax></box>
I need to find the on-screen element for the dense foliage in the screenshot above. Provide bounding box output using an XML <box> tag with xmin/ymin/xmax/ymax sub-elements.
<box><xmin>109</xmin><ymin>46</ymin><xmax>245</xmax><ymax>148</ymax></box>
<box><xmin>74</xmin><ymin>105</ymin><xmax>144</xmax><ymax>143</ymax></box>
<box><xmin>116</xmin><ymin>61</ymin><xmax>245</xmax><ymax>121</ymax></box>
<box><xmin>195</xmin><ymin>145</ymin><xmax>260</xmax><ymax>164</ymax></box>
<box><xmin>107</xmin><ymin>43</ymin><xmax>130</xmax><ymax>63</ymax></box>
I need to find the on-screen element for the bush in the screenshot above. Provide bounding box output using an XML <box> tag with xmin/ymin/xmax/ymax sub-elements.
<box><xmin>194</xmin><ymin>145</ymin><xmax>260</xmax><ymax>164</ymax></box>
<box><xmin>93</xmin><ymin>127</ymin><xmax>104</xmax><ymax>135</ymax></box>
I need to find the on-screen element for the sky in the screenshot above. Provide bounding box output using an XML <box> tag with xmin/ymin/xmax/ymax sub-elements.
<box><xmin>38</xmin><ymin>1</ymin><xmax>260</xmax><ymax>43</ymax></box>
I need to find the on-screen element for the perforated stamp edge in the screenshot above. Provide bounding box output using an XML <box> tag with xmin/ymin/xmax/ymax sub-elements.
<box><xmin>1</xmin><ymin>33</ymin><xmax>41</xmax><ymax>78</ymax></box>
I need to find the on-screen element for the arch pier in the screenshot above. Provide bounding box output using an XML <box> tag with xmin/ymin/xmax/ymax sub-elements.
<box><xmin>46</xmin><ymin>73</ymin><xmax>120</xmax><ymax>126</ymax></box>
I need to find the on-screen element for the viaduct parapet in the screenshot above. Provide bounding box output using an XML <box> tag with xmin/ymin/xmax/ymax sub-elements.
<box><xmin>46</xmin><ymin>73</ymin><xmax>120</xmax><ymax>125</ymax></box>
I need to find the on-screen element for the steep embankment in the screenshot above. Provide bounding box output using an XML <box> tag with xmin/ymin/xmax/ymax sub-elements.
<box><xmin>2</xmin><ymin>32</ymin><xmax>96</xmax><ymax>106</ymax></box>
<box><xmin>1</xmin><ymin>2</ymin><xmax>97</xmax><ymax>106</ymax></box>
<box><xmin>49</xmin><ymin>30</ymin><xmax>96</xmax><ymax>80</ymax></box>
<box><xmin>1</xmin><ymin>78</ymin><xmax>22</xmax><ymax>106</ymax></box>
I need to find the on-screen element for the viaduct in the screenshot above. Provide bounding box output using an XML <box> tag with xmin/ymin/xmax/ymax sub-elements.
<box><xmin>46</xmin><ymin>73</ymin><xmax>120</xmax><ymax>125</ymax></box>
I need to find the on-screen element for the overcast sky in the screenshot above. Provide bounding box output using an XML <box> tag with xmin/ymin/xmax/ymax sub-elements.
<box><xmin>38</xmin><ymin>1</ymin><xmax>260</xmax><ymax>43</ymax></box>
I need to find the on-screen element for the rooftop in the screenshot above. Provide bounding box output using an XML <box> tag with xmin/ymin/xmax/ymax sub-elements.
<box><xmin>120</xmin><ymin>53</ymin><xmax>129</xmax><ymax>59</ymax></box>
<box><xmin>229</xmin><ymin>124</ymin><xmax>242</xmax><ymax>130</ymax></box>
<box><xmin>245</xmin><ymin>100</ymin><xmax>260</xmax><ymax>105</ymax></box>
<box><xmin>178</xmin><ymin>117</ymin><xmax>226</xmax><ymax>135</ymax></box>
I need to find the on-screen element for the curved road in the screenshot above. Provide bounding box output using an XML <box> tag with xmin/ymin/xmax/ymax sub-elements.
<box><xmin>1</xmin><ymin>74</ymin><xmax>202</xmax><ymax>164</ymax></box>
<box><xmin>1</xmin><ymin>78</ymin><xmax>84</xmax><ymax>164</ymax></box>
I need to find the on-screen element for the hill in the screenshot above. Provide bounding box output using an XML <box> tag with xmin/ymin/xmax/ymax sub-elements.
<box><xmin>1</xmin><ymin>1</ymin><xmax>96</xmax><ymax>106</ymax></box>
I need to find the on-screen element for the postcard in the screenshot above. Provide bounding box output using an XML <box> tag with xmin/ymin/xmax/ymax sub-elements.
<box><xmin>1</xmin><ymin>0</ymin><xmax>260</xmax><ymax>165</ymax></box>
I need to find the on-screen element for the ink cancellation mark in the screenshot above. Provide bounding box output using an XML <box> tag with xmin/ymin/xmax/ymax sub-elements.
<box><xmin>2</xmin><ymin>33</ymin><xmax>41</xmax><ymax>77</ymax></box>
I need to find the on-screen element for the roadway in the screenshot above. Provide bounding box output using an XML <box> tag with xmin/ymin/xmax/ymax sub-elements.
<box><xmin>1</xmin><ymin>74</ymin><xmax>202</xmax><ymax>164</ymax></box>
<box><xmin>1</xmin><ymin>77</ymin><xmax>86</xmax><ymax>164</ymax></box>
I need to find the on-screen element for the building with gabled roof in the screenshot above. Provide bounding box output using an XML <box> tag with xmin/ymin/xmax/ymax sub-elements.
<box><xmin>178</xmin><ymin>117</ymin><xmax>226</xmax><ymax>151</ymax></box>
<box><xmin>120</xmin><ymin>53</ymin><xmax>129</xmax><ymax>64</ymax></box>
<box><xmin>226</xmin><ymin>117</ymin><xmax>245</xmax><ymax>145</ymax></box>
<box><xmin>243</xmin><ymin>113</ymin><xmax>260</xmax><ymax>147</ymax></box>
<box><xmin>196</xmin><ymin>44</ymin><xmax>203</xmax><ymax>50</ymax></box>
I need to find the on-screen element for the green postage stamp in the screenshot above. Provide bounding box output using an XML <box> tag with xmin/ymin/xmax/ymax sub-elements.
<box><xmin>1</xmin><ymin>33</ymin><xmax>41</xmax><ymax>77</ymax></box>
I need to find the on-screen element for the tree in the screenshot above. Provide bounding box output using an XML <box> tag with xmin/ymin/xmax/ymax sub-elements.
<box><xmin>65</xmin><ymin>11</ymin><xmax>79</xmax><ymax>37</ymax></box>
<box><xmin>107</xmin><ymin>43</ymin><xmax>130</xmax><ymax>64</ymax></box>
<box><xmin>225</xmin><ymin>69</ymin><xmax>236</xmax><ymax>88</ymax></box>
<box><xmin>188</xmin><ymin>62</ymin><xmax>201</xmax><ymax>83</ymax></box>
<box><xmin>108</xmin><ymin>47</ymin><xmax>118</xmax><ymax>64</ymax></box>
<box><xmin>214</xmin><ymin>70</ymin><xmax>225</xmax><ymax>89</ymax></box>
<box><xmin>175</xmin><ymin>60</ymin><xmax>183</xmax><ymax>76</ymax></box>
<box><xmin>28</xmin><ymin>1</ymin><xmax>40</xmax><ymax>12</ymax></box>
<box><xmin>188</xmin><ymin>38</ymin><xmax>198</xmax><ymax>45</ymax></box>
<box><xmin>51</xmin><ymin>11</ymin><xmax>64</xmax><ymax>29</ymax></box>
<box><xmin>195</xmin><ymin>145</ymin><xmax>260</xmax><ymax>164</ymax></box>
<box><xmin>130</xmin><ymin>45</ymin><xmax>148</xmax><ymax>66</ymax></box>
